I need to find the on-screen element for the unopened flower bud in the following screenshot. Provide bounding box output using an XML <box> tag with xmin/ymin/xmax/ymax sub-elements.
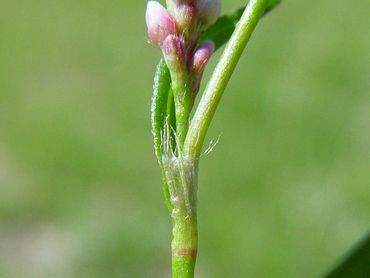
<box><xmin>162</xmin><ymin>35</ymin><xmax>186</xmax><ymax>73</ymax></box>
<box><xmin>166</xmin><ymin>0</ymin><xmax>196</xmax><ymax>9</ymax></box>
<box><xmin>197</xmin><ymin>0</ymin><xmax>221</xmax><ymax>27</ymax></box>
<box><xmin>146</xmin><ymin>1</ymin><xmax>179</xmax><ymax>46</ymax></box>
<box><xmin>166</xmin><ymin>0</ymin><xmax>181</xmax><ymax>10</ymax></box>
<box><xmin>167</xmin><ymin>2</ymin><xmax>197</xmax><ymax>39</ymax></box>
<box><xmin>189</xmin><ymin>40</ymin><xmax>215</xmax><ymax>74</ymax></box>
<box><xmin>177</xmin><ymin>4</ymin><xmax>197</xmax><ymax>31</ymax></box>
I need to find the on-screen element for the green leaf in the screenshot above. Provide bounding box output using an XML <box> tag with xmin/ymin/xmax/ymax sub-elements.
<box><xmin>199</xmin><ymin>0</ymin><xmax>281</xmax><ymax>50</ymax></box>
<box><xmin>151</xmin><ymin>58</ymin><xmax>173</xmax><ymax>211</ymax></box>
<box><xmin>324</xmin><ymin>233</ymin><xmax>370</xmax><ymax>278</ymax></box>
<box><xmin>198</xmin><ymin>7</ymin><xmax>245</xmax><ymax>50</ymax></box>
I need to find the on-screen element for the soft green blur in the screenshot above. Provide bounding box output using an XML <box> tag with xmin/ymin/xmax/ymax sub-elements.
<box><xmin>0</xmin><ymin>1</ymin><xmax>369</xmax><ymax>277</ymax></box>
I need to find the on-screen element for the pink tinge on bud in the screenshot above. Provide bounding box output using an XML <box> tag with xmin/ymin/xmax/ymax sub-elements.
<box><xmin>146</xmin><ymin>1</ymin><xmax>179</xmax><ymax>46</ymax></box>
<box><xmin>162</xmin><ymin>35</ymin><xmax>186</xmax><ymax>62</ymax></box>
<box><xmin>189</xmin><ymin>41</ymin><xmax>215</xmax><ymax>74</ymax></box>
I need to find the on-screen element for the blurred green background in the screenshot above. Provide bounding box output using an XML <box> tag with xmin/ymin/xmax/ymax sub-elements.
<box><xmin>1</xmin><ymin>0</ymin><xmax>369</xmax><ymax>277</ymax></box>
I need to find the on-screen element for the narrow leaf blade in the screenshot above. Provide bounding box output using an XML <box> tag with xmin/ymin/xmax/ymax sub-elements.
<box><xmin>151</xmin><ymin>58</ymin><xmax>173</xmax><ymax>211</ymax></box>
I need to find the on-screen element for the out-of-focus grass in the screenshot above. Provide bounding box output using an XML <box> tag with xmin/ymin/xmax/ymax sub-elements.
<box><xmin>0</xmin><ymin>0</ymin><xmax>369</xmax><ymax>277</ymax></box>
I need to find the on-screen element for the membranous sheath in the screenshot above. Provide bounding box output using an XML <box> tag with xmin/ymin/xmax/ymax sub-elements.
<box><xmin>163</xmin><ymin>151</ymin><xmax>199</xmax><ymax>278</ymax></box>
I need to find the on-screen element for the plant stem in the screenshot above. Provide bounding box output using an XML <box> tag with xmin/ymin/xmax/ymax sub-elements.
<box><xmin>166</xmin><ymin>1</ymin><xmax>274</xmax><ymax>277</ymax></box>
<box><xmin>163</xmin><ymin>154</ymin><xmax>198</xmax><ymax>277</ymax></box>
<box><xmin>172</xmin><ymin>211</ymin><xmax>197</xmax><ymax>278</ymax></box>
<box><xmin>170</xmin><ymin>69</ymin><xmax>193</xmax><ymax>148</ymax></box>
<box><xmin>183</xmin><ymin>0</ymin><xmax>269</xmax><ymax>158</ymax></box>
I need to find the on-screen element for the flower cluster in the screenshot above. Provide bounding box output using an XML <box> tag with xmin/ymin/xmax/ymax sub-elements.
<box><xmin>146</xmin><ymin>0</ymin><xmax>220</xmax><ymax>98</ymax></box>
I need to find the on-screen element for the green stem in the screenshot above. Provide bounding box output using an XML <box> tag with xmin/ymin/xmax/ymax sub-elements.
<box><xmin>172</xmin><ymin>212</ymin><xmax>197</xmax><ymax>278</ymax></box>
<box><xmin>183</xmin><ymin>0</ymin><xmax>269</xmax><ymax>158</ymax></box>
<box><xmin>163</xmin><ymin>1</ymin><xmax>275</xmax><ymax>277</ymax></box>
<box><xmin>170</xmin><ymin>70</ymin><xmax>193</xmax><ymax>148</ymax></box>
<box><xmin>163</xmin><ymin>155</ymin><xmax>198</xmax><ymax>278</ymax></box>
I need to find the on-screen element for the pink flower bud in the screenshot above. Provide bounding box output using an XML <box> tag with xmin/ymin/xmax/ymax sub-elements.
<box><xmin>197</xmin><ymin>0</ymin><xmax>221</xmax><ymax>27</ymax></box>
<box><xmin>162</xmin><ymin>35</ymin><xmax>186</xmax><ymax>66</ymax></box>
<box><xmin>166</xmin><ymin>2</ymin><xmax>197</xmax><ymax>38</ymax></box>
<box><xmin>189</xmin><ymin>40</ymin><xmax>215</xmax><ymax>74</ymax></box>
<box><xmin>146</xmin><ymin>1</ymin><xmax>179</xmax><ymax>46</ymax></box>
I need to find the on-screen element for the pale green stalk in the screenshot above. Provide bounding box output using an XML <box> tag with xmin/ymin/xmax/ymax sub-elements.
<box><xmin>171</xmin><ymin>1</ymin><xmax>272</xmax><ymax>277</ymax></box>
<box><xmin>183</xmin><ymin>0</ymin><xmax>270</xmax><ymax>158</ymax></box>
